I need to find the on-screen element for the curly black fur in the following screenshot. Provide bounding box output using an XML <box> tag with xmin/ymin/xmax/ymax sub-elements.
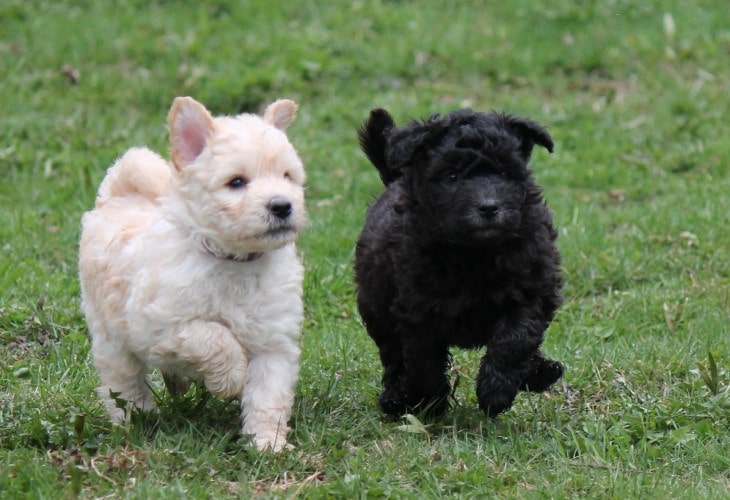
<box><xmin>355</xmin><ymin>108</ymin><xmax>564</xmax><ymax>418</ymax></box>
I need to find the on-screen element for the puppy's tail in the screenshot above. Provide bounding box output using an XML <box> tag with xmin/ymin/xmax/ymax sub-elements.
<box><xmin>95</xmin><ymin>147</ymin><xmax>172</xmax><ymax>207</ymax></box>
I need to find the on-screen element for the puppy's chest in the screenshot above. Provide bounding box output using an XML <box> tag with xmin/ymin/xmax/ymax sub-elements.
<box><xmin>397</xmin><ymin>255</ymin><xmax>516</xmax><ymax>330</ymax></box>
<box><xmin>407</xmin><ymin>257</ymin><xmax>512</xmax><ymax>306</ymax></box>
<box><xmin>417</xmin><ymin>287</ymin><xmax>503</xmax><ymax>347</ymax></box>
<box><xmin>145</xmin><ymin>266</ymin><xmax>287</xmax><ymax>329</ymax></box>
<box><xmin>192</xmin><ymin>269</ymin><xmax>291</xmax><ymax>320</ymax></box>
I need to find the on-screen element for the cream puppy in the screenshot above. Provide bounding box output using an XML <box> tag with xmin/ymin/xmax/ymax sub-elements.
<box><xmin>79</xmin><ymin>96</ymin><xmax>306</xmax><ymax>451</ymax></box>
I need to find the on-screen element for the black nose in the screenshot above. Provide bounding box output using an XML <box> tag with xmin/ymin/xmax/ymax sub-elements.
<box><xmin>478</xmin><ymin>198</ymin><xmax>500</xmax><ymax>218</ymax></box>
<box><xmin>268</xmin><ymin>196</ymin><xmax>292</xmax><ymax>219</ymax></box>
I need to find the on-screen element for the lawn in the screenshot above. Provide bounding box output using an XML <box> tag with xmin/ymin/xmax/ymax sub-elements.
<box><xmin>1</xmin><ymin>0</ymin><xmax>728</xmax><ymax>497</ymax></box>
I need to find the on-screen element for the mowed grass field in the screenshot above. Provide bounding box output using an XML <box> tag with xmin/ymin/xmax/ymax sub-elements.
<box><xmin>1</xmin><ymin>0</ymin><xmax>728</xmax><ymax>497</ymax></box>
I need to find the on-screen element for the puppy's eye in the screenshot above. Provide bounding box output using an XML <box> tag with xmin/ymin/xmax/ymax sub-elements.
<box><xmin>227</xmin><ymin>177</ymin><xmax>247</xmax><ymax>188</ymax></box>
<box><xmin>444</xmin><ymin>173</ymin><xmax>458</xmax><ymax>183</ymax></box>
<box><xmin>284</xmin><ymin>172</ymin><xmax>292</xmax><ymax>180</ymax></box>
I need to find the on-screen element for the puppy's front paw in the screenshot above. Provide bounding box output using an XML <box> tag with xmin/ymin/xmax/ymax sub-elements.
<box><xmin>204</xmin><ymin>369</ymin><xmax>247</xmax><ymax>401</ymax></box>
<box><xmin>379</xmin><ymin>388</ymin><xmax>449</xmax><ymax>418</ymax></box>
<box><xmin>477</xmin><ymin>389</ymin><xmax>517</xmax><ymax>417</ymax></box>
<box><xmin>379</xmin><ymin>388</ymin><xmax>409</xmax><ymax>416</ymax></box>
<box><xmin>251</xmin><ymin>433</ymin><xmax>292</xmax><ymax>453</ymax></box>
<box><xmin>476</xmin><ymin>373</ymin><xmax>518</xmax><ymax>417</ymax></box>
<box><xmin>519</xmin><ymin>358</ymin><xmax>564</xmax><ymax>393</ymax></box>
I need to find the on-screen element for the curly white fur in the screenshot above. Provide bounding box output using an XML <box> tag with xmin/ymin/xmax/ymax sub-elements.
<box><xmin>79</xmin><ymin>97</ymin><xmax>306</xmax><ymax>451</ymax></box>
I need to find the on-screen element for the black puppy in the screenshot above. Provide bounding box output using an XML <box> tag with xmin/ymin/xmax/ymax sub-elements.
<box><xmin>355</xmin><ymin>108</ymin><xmax>564</xmax><ymax>418</ymax></box>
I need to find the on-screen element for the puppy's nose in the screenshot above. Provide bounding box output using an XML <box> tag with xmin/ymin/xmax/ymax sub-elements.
<box><xmin>478</xmin><ymin>198</ymin><xmax>500</xmax><ymax>218</ymax></box>
<box><xmin>268</xmin><ymin>196</ymin><xmax>293</xmax><ymax>219</ymax></box>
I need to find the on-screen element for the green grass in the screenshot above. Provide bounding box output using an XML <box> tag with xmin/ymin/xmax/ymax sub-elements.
<box><xmin>1</xmin><ymin>0</ymin><xmax>728</xmax><ymax>497</ymax></box>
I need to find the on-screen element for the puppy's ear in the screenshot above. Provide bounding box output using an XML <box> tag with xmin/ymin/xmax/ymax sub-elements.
<box><xmin>263</xmin><ymin>99</ymin><xmax>298</xmax><ymax>130</ymax></box>
<box><xmin>506</xmin><ymin>116</ymin><xmax>554</xmax><ymax>159</ymax></box>
<box><xmin>168</xmin><ymin>97</ymin><xmax>215</xmax><ymax>170</ymax></box>
<box><xmin>358</xmin><ymin>108</ymin><xmax>397</xmax><ymax>184</ymax></box>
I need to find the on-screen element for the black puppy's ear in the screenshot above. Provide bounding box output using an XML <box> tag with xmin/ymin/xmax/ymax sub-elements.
<box><xmin>358</xmin><ymin>108</ymin><xmax>397</xmax><ymax>184</ymax></box>
<box><xmin>506</xmin><ymin>116</ymin><xmax>554</xmax><ymax>159</ymax></box>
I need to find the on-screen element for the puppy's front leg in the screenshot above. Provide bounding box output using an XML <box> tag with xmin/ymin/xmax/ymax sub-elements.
<box><xmin>241</xmin><ymin>345</ymin><xmax>299</xmax><ymax>452</ymax></box>
<box><xmin>162</xmin><ymin>320</ymin><xmax>248</xmax><ymax>400</ymax></box>
<box><xmin>477</xmin><ymin>313</ymin><xmax>546</xmax><ymax>417</ymax></box>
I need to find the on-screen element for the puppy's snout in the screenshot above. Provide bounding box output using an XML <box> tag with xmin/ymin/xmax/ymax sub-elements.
<box><xmin>478</xmin><ymin>198</ymin><xmax>500</xmax><ymax>218</ymax></box>
<box><xmin>268</xmin><ymin>196</ymin><xmax>293</xmax><ymax>219</ymax></box>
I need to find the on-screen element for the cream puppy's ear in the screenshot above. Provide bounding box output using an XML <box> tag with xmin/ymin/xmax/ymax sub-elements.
<box><xmin>263</xmin><ymin>99</ymin><xmax>298</xmax><ymax>130</ymax></box>
<box><xmin>168</xmin><ymin>97</ymin><xmax>215</xmax><ymax>170</ymax></box>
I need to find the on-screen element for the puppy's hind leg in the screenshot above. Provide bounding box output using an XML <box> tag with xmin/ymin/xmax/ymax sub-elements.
<box><xmin>361</xmin><ymin>315</ymin><xmax>412</xmax><ymax>416</ymax></box>
<box><xmin>375</xmin><ymin>335</ymin><xmax>407</xmax><ymax>416</ymax></box>
<box><xmin>397</xmin><ymin>332</ymin><xmax>451</xmax><ymax>417</ymax></box>
<box><xmin>92</xmin><ymin>339</ymin><xmax>155</xmax><ymax>423</ymax></box>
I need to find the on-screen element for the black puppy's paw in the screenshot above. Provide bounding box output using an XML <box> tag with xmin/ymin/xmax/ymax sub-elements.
<box><xmin>476</xmin><ymin>377</ymin><xmax>518</xmax><ymax>417</ymax></box>
<box><xmin>379</xmin><ymin>388</ymin><xmax>409</xmax><ymax>416</ymax></box>
<box><xmin>477</xmin><ymin>388</ymin><xmax>518</xmax><ymax>417</ymax></box>
<box><xmin>379</xmin><ymin>388</ymin><xmax>450</xmax><ymax>418</ymax></box>
<box><xmin>519</xmin><ymin>357</ymin><xmax>564</xmax><ymax>393</ymax></box>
